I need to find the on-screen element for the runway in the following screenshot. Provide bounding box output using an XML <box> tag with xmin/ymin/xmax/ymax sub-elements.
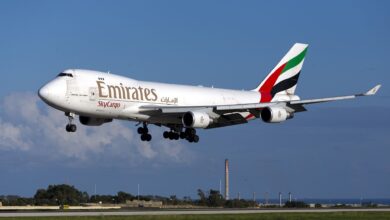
<box><xmin>1</xmin><ymin>208</ymin><xmax>390</xmax><ymax>217</ymax></box>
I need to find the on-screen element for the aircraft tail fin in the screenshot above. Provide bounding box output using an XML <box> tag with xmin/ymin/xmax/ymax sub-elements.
<box><xmin>253</xmin><ymin>43</ymin><xmax>308</xmax><ymax>102</ymax></box>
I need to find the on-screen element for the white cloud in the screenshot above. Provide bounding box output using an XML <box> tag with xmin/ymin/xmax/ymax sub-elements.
<box><xmin>0</xmin><ymin>119</ymin><xmax>31</xmax><ymax>151</ymax></box>
<box><xmin>0</xmin><ymin>92</ymin><xmax>194</xmax><ymax>166</ymax></box>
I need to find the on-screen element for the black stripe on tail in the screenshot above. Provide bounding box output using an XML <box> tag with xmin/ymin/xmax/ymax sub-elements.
<box><xmin>271</xmin><ymin>72</ymin><xmax>300</xmax><ymax>97</ymax></box>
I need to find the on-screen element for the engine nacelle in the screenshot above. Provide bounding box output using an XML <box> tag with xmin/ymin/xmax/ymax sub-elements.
<box><xmin>182</xmin><ymin>111</ymin><xmax>211</xmax><ymax>128</ymax></box>
<box><xmin>261</xmin><ymin>107</ymin><xmax>293</xmax><ymax>123</ymax></box>
<box><xmin>79</xmin><ymin>116</ymin><xmax>113</xmax><ymax>126</ymax></box>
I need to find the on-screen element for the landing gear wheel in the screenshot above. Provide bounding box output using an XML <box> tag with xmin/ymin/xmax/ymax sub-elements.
<box><xmin>139</xmin><ymin>123</ymin><xmax>152</xmax><ymax>141</ymax></box>
<box><xmin>168</xmin><ymin>132</ymin><xmax>174</xmax><ymax>140</ymax></box>
<box><xmin>70</xmin><ymin>124</ymin><xmax>77</xmax><ymax>132</ymax></box>
<box><xmin>137</xmin><ymin>127</ymin><xmax>144</xmax><ymax>134</ymax></box>
<box><xmin>193</xmin><ymin>135</ymin><xmax>199</xmax><ymax>143</ymax></box>
<box><xmin>185</xmin><ymin>128</ymin><xmax>196</xmax><ymax>136</ymax></box>
<box><xmin>65</xmin><ymin>112</ymin><xmax>77</xmax><ymax>133</ymax></box>
<box><xmin>163</xmin><ymin>128</ymin><xmax>198</xmax><ymax>142</ymax></box>
<box><xmin>66</xmin><ymin>124</ymin><xmax>76</xmax><ymax>132</ymax></box>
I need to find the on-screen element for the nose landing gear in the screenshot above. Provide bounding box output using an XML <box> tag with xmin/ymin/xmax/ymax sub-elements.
<box><xmin>138</xmin><ymin>123</ymin><xmax>152</xmax><ymax>142</ymax></box>
<box><xmin>65</xmin><ymin>112</ymin><xmax>77</xmax><ymax>132</ymax></box>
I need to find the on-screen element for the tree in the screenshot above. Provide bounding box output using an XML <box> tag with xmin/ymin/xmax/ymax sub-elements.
<box><xmin>224</xmin><ymin>199</ymin><xmax>254</xmax><ymax>208</ymax></box>
<box><xmin>196</xmin><ymin>189</ymin><xmax>225</xmax><ymax>207</ymax></box>
<box><xmin>89</xmin><ymin>194</ymin><xmax>115</xmax><ymax>204</ymax></box>
<box><xmin>284</xmin><ymin>201</ymin><xmax>309</xmax><ymax>208</ymax></box>
<box><xmin>207</xmin><ymin>190</ymin><xmax>224</xmax><ymax>207</ymax></box>
<box><xmin>34</xmin><ymin>184</ymin><xmax>89</xmax><ymax>205</ymax></box>
<box><xmin>169</xmin><ymin>195</ymin><xmax>178</xmax><ymax>205</ymax></box>
<box><xmin>117</xmin><ymin>191</ymin><xmax>134</xmax><ymax>203</ymax></box>
<box><xmin>197</xmin><ymin>189</ymin><xmax>207</xmax><ymax>206</ymax></box>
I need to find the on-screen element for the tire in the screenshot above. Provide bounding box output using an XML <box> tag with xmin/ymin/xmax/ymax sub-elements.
<box><xmin>179</xmin><ymin>132</ymin><xmax>186</xmax><ymax>139</ymax></box>
<box><xmin>143</xmin><ymin>126</ymin><xmax>149</xmax><ymax>133</ymax></box>
<box><xmin>163</xmin><ymin>131</ymin><xmax>169</xmax><ymax>139</ymax></box>
<box><xmin>140</xmin><ymin>134</ymin><xmax>146</xmax><ymax>141</ymax></box>
<box><xmin>137</xmin><ymin>127</ymin><xmax>144</xmax><ymax>134</ymax></box>
<box><xmin>186</xmin><ymin>128</ymin><xmax>196</xmax><ymax>136</ymax></box>
<box><xmin>174</xmin><ymin>133</ymin><xmax>179</xmax><ymax>140</ymax></box>
<box><xmin>65</xmin><ymin>125</ymin><xmax>71</xmax><ymax>132</ymax></box>
<box><xmin>70</xmin><ymin>124</ymin><xmax>77</xmax><ymax>132</ymax></box>
<box><xmin>146</xmin><ymin>134</ymin><xmax>152</xmax><ymax>141</ymax></box>
<box><xmin>193</xmin><ymin>135</ymin><xmax>199</xmax><ymax>143</ymax></box>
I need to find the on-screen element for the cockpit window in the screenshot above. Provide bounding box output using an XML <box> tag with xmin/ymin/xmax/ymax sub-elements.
<box><xmin>57</xmin><ymin>73</ymin><xmax>73</xmax><ymax>77</ymax></box>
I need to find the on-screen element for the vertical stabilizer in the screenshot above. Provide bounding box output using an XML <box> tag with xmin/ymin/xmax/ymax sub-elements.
<box><xmin>253</xmin><ymin>43</ymin><xmax>308</xmax><ymax>102</ymax></box>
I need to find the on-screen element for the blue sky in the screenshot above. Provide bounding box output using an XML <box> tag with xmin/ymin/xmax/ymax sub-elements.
<box><xmin>0</xmin><ymin>0</ymin><xmax>389</xmax><ymax>200</ymax></box>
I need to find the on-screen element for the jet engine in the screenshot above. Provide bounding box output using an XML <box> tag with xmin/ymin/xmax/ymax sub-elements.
<box><xmin>182</xmin><ymin>111</ymin><xmax>211</xmax><ymax>128</ymax></box>
<box><xmin>79</xmin><ymin>116</ymin><xmax>113</xmax><ymax>126</ymax></box>
<box><xmin>260</xmin><ymin>107</ymin><xmax>293</xmax><ymax>123</ymax></box>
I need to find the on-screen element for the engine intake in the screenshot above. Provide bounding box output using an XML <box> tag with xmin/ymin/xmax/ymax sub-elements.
<box><xmin>79</xmin><ymin>116</ymin><xmax>113</xmax><ymax>126</ymax></box>
<box><xmin>261</xmin><ymin>107</ymin><xmax>293</xmax><ymax>123</ymax></box>
<box><xmin>182</xmin><ymin>111</ymin><xmax>211</xmax><ymax>128</ymax></box>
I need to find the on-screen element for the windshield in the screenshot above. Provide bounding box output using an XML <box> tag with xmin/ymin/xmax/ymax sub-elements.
<box><xmin>57</xmin><ymin>72</ymin><xmax>73</xmax><ymax>77</ymax></box>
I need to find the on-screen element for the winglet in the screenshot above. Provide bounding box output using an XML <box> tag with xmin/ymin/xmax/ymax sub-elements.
<box><xmin>364</xmin><ymin>84</ymin><xmax>381</xmax><ymax>96</ymax></box>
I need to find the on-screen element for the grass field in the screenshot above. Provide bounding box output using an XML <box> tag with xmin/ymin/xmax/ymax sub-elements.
<box><xmin>2</xmin><ymin>212</ymin><xmax>390</xmax><ymax>220</ymax></box>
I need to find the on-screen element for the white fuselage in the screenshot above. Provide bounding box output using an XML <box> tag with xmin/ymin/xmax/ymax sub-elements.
<box><xmin>37</xmin><ymin>43</ymin><xmax>379</xmax><ymax>143</ymax></box>
<box><xmin>39</xmin><ymin>69</ymin><xmax>260</xmax><ymax>124</ymax></box>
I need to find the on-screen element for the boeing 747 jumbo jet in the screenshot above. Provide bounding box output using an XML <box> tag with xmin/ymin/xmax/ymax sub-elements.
<box><xmin>38</xmin><ymin>43</ymin><xmax>381</xmax><ymax>143</ymax></box>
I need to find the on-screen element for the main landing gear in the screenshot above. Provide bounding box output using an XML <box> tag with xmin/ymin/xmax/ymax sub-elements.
<box><xmin>138</xmin><ymin>123</ymin><xmax>152</xmax><ymax>142</ymax></box>
<box><xmin>163</xmin><ymin>128</ymin><xmax>199</xmax><ymax>143</ymax></box>
<box><xmin>65</xmin><ymin>112</ymin><xmax>77</xmax><ymax>132</ymax></box>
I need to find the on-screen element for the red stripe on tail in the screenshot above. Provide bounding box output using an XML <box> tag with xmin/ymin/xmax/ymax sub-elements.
<box><xmin>259</xmin><ymin>63</ymin><xmax>286</xmax><ymax>102</ymax></box>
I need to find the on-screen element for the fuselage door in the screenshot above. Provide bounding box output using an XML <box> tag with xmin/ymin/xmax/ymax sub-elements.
<box><xmin>65</xmin><ymin>77</ymin><xmax>79</xmax><ymax>104</ymax></box>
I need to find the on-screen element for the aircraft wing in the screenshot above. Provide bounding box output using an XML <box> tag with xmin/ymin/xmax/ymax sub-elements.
<box><xmin>290</xmin><ymin>84</ymin><xmax>381</xmax><ymax>105</ymax></box>
<box><xmin>138</xmin><ymin>85</ymin><xmax>381</xmax><ymax>127</ymax></box>
<box><xmin>139</xmin><ymin>102</ymin><xmax>275</xmax><ymax>114</ymax></box>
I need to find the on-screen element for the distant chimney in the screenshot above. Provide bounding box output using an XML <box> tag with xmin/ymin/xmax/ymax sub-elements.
<box><xmin>279</xmin><ymin>192</ymin><xmax>282</xmax><ymax>207</ymax></box>
<box><xmin>225</xmin><ymin>159</ymin><xmax>229</xmax><ymax>200</ymax></box>
<box><xmin>289</xmin><ymin>192</ymin><xmax>292</xmax><ymax>202</ymax></box>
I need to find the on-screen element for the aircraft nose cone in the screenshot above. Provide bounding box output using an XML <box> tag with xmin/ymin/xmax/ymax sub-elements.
<box><xmin>38</xmin><ymin>85</ymin><xmax>50</xmax><ymax>101</ymax></box>
<box><xmin>38</xmin><ymin>78</ymin><xmax>67</xmax><ymax>108</ymax></box>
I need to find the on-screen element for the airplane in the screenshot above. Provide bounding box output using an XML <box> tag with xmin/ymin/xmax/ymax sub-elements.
<box><xmin>38</xmin><ymin>43</ymin><xmax>381</xmax><ymax>143</ymax></box>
